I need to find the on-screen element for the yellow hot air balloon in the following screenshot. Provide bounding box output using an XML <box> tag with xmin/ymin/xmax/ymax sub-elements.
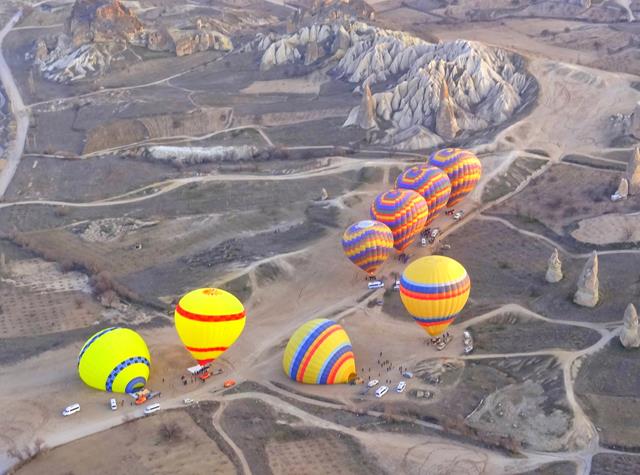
<box><xmin>78</xmin><ymin>327</ymin><xmax>151</xmax><ymax>393</ymax></box>
<box><xmin>174</xmin><ymin>288</ymin><xmax>246</xmax><ymax>365</ymax></box>
<box><xmin>399</xmin><ymin>256</ymin><xmax>470</xmax><ymax>337</ymax></box>
<box><xmin>283</xmin><ymin>319</ymin><xmax>356</xmax><ymax>384</ymax></box>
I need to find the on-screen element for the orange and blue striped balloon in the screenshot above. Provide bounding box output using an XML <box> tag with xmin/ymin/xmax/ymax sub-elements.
<box><xmin>428</xmin><ymin>148</ymin><xmax>482</xmax><ymax>207</ymax></box>
<box><xmin>283</xmin><ymin>319</ymin><xmax>357</xmax><ymax>384</ymax></box>
<box><xmin>370</xmin><ymin>189</ymin><xmax>428</xmax><ymax>252</ymax></box>
<box><xmin>342</xmin><ymin>220</ymin><xmax>393</xmax><ymax>276</ymax></box>
<box><xmin>396</xmin><ymin>165</ymin><xmax>451</xmax><ymax>226</ymax></box>
<box><xmin>174</xmin><ymin>288</ymin><xmax>246</xmax><ymax>365</ymax></box>
<box><xmin>399</xmin><ymin>255</ymin><xmax>471</xmax><ymax>337</ymax></box>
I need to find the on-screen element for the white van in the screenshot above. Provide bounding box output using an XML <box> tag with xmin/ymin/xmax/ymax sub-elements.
<box><xmin>144</xmin><ymin>403</ymin><xmax>161</xmax><ymax>415</ymax></box>
<box><xmin>62</xmin><ymin>403</ymin><xmax>81</xmax><ymax>417</ymax></box>
<box><xmin>368</xmin><ymin>280</ymin><xmax>384</xmax><ymax>290</ymax></box>
<box><xmin>110</xmin><ymin>398</ymin><xmax>118</xmax><ymax>411</ymax></box>
<box><xmin>375</xmin><ymin>386</ymin><xmax>389</xmax><ymax>398</ymax></box>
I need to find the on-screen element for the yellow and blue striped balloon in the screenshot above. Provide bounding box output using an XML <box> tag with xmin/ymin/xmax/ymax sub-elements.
<box><xmin>283</xmin><ymin>319</ymin><xmax>357</xmax><ymax>384</ymax></box>
<box><xmin>342</xmin><ymin>220</ymin><xmax>394</xmax><ymax>276</ymax></box>
<box><xmin>370</xmin><ymin>189</ymin><xmax>428</xmax><ymax>252</ymax></box>
<box><xmin>396</xmin><ymin>165</ymin><xmax>452</xmax><ymax>226</ymax></box>
<box><xmin>78</xmin><ymin>327</ymin><xmax>151</xmax><ymax>393</ymax></box>
<box><xmin>399</xmin><ymin>256</ymin><xmax>471</xmax><ymax>337</ymax></box>
<box><xmin>428</xmin><ymin>148</ymin><xmax>482</xmax><ymax>207</ymax></box>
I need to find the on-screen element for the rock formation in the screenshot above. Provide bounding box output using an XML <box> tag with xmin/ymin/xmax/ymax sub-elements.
<box><xmin>545</xmin><ymin>248</ymin><xmax>563</xmax><ymax>283</ymax></box>
<box><xmin>253</xmin><ymin>21</ymin><xmax>534</xmax><ymax>149</ymax></box>
<box><xmin>631</xmin><ymin>102</ymin><xmax>640</xmax><ymax>139</ymax></box>
<box><xmin>627</xmin><ymin>147</ymin><xmax>640</xmax><ymax>195</ymax></box>
<box><xmin>620</xmin><ymin>303</ymin><xmax>640</xmax><ymax>349</ymax></box>
<box><xmin>67</xmin><ymin>0</ymin><xmax>143</xmax><ymax>46</ymax></box>
<box><xmin>305</xmin><ymin>40</ymin><xmax>321</xmax><ymax>65</ymax></box>
<box><xmin>343</xmin><ymin>83</ymin><xmax>377</xmax><ymax>129</ymax></box>
<box><xmin>574</xmin><ymin>251</ymin><xmax>599</xmax><ymax>308</ymax></box>
<box><xmin>614</xmin><ymin>177</ymin><xmax>629</xmax><ymax>200</ymax></box>
<box><xmin>34</xmin><ymin>0</ymin><xmax>240</xmax><ymax>82</ymax></box>
<box><xmin>435</xmin><ymin>80</ymin><xmax>459</xmax><ymax>141</ymax></box>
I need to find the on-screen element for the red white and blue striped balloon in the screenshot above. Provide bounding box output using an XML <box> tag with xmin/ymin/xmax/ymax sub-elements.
<box><xmin>396</xmin><ymin>165</ymin><xmax>451</xmax><ymax>226</ymax></box>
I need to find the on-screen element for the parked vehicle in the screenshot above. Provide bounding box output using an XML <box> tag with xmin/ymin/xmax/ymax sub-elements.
<box><xmin>144</xmin><ymin>403</ymin><xmax>161</xmax><ymax>415</ymax></box>
<box><xmin>368</xmin><ymin>280</ymin><xmax>384</xmax><ymax>290</ymax></box>
<box><xmin>110</xmin><ymin>398</ymin><xmax>118</xmax><ymax>411</ymax></box>
<box><xmin>420</xmin><ymin>237</ymin><xmax>427</xmax><ymax>247</ymax></box>
<box><xmin>183</xmin><ymin>398</ymin><xmax>194</xmax><ymax>405</ymax></box>
<box><xmin>367</xmin><ymin>379</ymin><xmax>379</xmax><ymax>388</ymax></box>
<box><xmin>402</xmin><ymin>371</ymin><xmax>414</xmax><ymax>379</ymax></box>
<box><xmin>430</xmin><ymin>228</ymin><xmax>440</xmax><ymax>239</ymax></box>
<box><xmin>453</xmin><ymin>211</ymin><xmax>464</xmax><ymax>221</ymax></box>
<box><xmin>375</xmin><ymin>386</ymin><xmax>389</xmax><ymax>398</ymax></box>
<box><xmin>223</xmin><ymin>380</ymin><xmax>236</xmax><ymax>388</ymax></box>
<box><xmin>396</xmin><ymin>381</ymin><xmax>406</xmax><ymax>393</ymax></box>
<box><xmin>62</xmin><ymin>403</ymin><xmax>81</xmax><ymax>417</ymax></box>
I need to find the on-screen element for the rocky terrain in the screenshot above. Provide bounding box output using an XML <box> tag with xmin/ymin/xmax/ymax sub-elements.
<box><xmin>252</xmin><ymin>20</ymin><xmax>536</xmax><ymax>149</ymax></box>
<box><xmin>30</xmin><ymin>0</ymin><xmax>276</xmax><ymax>83</ymax></box>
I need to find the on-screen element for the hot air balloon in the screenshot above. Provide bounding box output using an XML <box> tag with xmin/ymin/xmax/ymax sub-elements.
<box><xmin>399</xmin><ymin>255</ymin><xmax>471</xmax><ymax>337</ymax></box>
<box><xmin>283</xmin><ymin>319</ymin><xmax>356</xmax><ymax>384</ymax></box>
<box><xmin>428</xmin><ymin>148</ymin><xmax>482</xmax><ymax>207</ymax></box>
<box><xmin>174</xmin><ymin>288</ymin><xmax>246</xmax><ymax>365</ymax></box>
<box><xmin>395</xmin><ymin>165</ymin><xmax>452</xmax><ymax>227</ymax></box>
<box><xmin>342</xmin><ymin>220</ymin><xmax>394</xmax><ymax>276</ymax></box>
<box><xmin>370</xmin><ymin>189</ymin><xmax>428</xmax><ymax>252</ymax></box>
<box><xmin>78</xmin><ymin>327</ymin><xmax>151</xmax><ymax>393</ymax></box>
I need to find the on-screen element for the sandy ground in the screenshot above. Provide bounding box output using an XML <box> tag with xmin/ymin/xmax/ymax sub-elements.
<box><xmin>571</xmin><ymin>213</ymin><xmax>640</xmax><ymax>245</ymax></box>
<box><xmin>15</xmin><ymin>409</ymin><xmax>236</xmax><ymax>475</ymax></box>
<box><xmin>3</xmin><ymin>0</ymin><xmax>640</xmax><ymax>473</ymax></box>
<box><xmin>239</xmin><ymin>71</ymin><xmax>329</xmax><ymax>96</ymax></box>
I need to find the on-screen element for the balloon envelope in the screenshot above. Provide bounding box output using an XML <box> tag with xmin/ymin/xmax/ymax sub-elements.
<box><xmin>396</xmin><ymin>165</ymin><xmax>451</xmax><ymax>227</ymax></box>
<box><xmin>78</xmin><ymin>327</ymin><xmax>151</xmax><ymax>393</ymax></box>
<box><xmin>399</xmin><ymin>255</ymin><xmax>471</xmax><ymax>336</ymax></box>
<box><xmin>370</xmin><ymin>189</ymin><xmax>428</xmax><ymax>252</ymax></box>
<box><xmin>175</xmin><ymin>288</ymin><xmax>246</xmax><ymax>365</ymax></box>
<box><xmin>428</xmin><ymin>148</ymin><xmax>482</xmax><ymax>207</ymax></box>
<box><xmin>283</xmin><ymin>319</ymin><xmax>356</xmax><ymax>384</ymax></box>
<box><xmin>342</xmin><ymin>220</ymin><xmax>394</xmax><ymax>275</ymax></box>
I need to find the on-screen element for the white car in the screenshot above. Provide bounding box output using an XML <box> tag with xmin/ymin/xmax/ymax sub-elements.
<box><xmin>367</xmin><ymin>379</ymin><xmax>379</xmax><ymax>388</ymax></box>
<box><xmin>183</xmin><ymin>398</ymin><xmax>195</xmax><ymax>405</ymax></box>
<box><xmin>393</xmin><ymin>280</ymin><xmax>400</xmax><ymax>290</ymax></box>
<box><xmin>430</xmin><ymin>228</ymin><xmax>440</xmax><ymax>238</ymax></box>
<box><xmin>62</xmin><ymin>403</ymin><xmax>80</xmax><ymax>417</ymax></box>
<box><xmin>453</xmin><ymin>211</ymin><xmax>464</xmax><ymax>221</ymax></box>
<box><xmin>367</xmin><ymin>280</ymin><xmax>384</xmax><ymax>290</ymax></box>
<box><xmin>144</xmin><ymin>403</ymin><xmax>161</xmax><ymax>415</ymax></box>
<box><xmin>110</xmin><ymin>398</ymin><xmax>118</xmax><ymax>411</ymax></box>
<box><xmin>420</xmin><ymin>237</ymin><xmax>427</xmax><ymax>247</ymax></box>
<box><xmin>396</xmin><ymin>381</ymin><xmax>406</xmax><ymax>393</ymax></box>
<box><xmin>375</xmin><ymin>386</ymin><xmax>389</xmax><ymax>398</ymax></box>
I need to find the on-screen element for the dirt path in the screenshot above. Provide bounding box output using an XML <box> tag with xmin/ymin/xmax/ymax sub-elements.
<box><xmin>211</xmin><ymin>401</ymin><xmax>251</xmax><ymax>475</ymax></box>
<box><xmin>0</xmin><ymin>9</ymin><xmax>28</xmax><ymax>199</ymax></box>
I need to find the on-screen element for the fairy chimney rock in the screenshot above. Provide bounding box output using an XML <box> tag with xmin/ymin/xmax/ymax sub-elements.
<box><xmin>435</xmin><ymin>80</ymin><xmax>459</xmax><ymax>141</ymax></box>
<box><xmin>631</xmin><ymin>101</ymin><xmax>640</xmax><ymax>139</ymax></box>
<box><xmin>546</xmin><ymin>248</ymin><xmax>563</xmax><ymax>283</ymax></box>
<box><xmin>620</xmin><ymin>303</ymin><xmax>640</xmax><ymax>349</ymax></box>
<box><xmin>626</xmin><ymin>147</ymin><xmax>640</xmax><ymax>195</ymax></box>
<box><xmin>574</xmin><ymin>251</ymin><xmax>599</xmax><ymax>308</ymax></box>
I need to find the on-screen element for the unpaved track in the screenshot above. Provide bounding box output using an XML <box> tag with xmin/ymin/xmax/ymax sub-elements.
<box><xmin>0</xmin><ymin>10</ymin><xmax>28</xmax><ymax>199</ymax></box>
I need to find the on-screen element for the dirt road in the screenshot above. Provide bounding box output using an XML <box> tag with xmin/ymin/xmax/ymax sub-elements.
<box><xmin>0</xmin><ymin>10</ymin><xmax>28</xmax><ymax>199</ymax></box>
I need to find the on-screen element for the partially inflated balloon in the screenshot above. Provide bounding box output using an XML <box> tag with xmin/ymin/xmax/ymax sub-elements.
<box><xmin>396</xmin><ymin>165</ymin><xmax>451</xmax><ymax>226</ymax></box>
<box><xmin>399</xmin><ymin>256</ymin><xmax>471</xmax><ymax>337</ymax></box>
<box><xmin>342</xmin><ymin>220</ymin><xmax>394</xmax><ymax>276</ymax></box>
<box><xmin>78</xmin><ymin>327</ymin><xmax>150</xmax><ymax>393</ymax></box>
<box><xmin>370</xmin><ymin>189</ymin><xmax>428</xmax><ymax>252</ymax></box>
<box><xmin>283</xmin><ymin>319</ymin><xmax>356</xmax><ymax>384</ymax></box>
<box><xmin>428</xmin><ymin>148</ymin><xmax>482</xmax><ymax>207</ymax></box>
<box><xmin>175</xmin><ymin>288</ymin><xmax>246</xmax><ymax>365</ymax></box>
